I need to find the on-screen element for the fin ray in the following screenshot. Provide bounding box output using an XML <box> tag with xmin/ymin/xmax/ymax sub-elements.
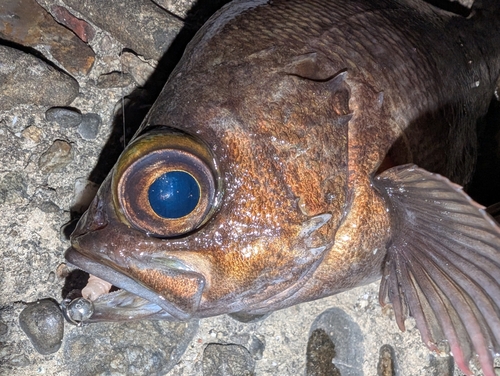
<box><xmin>374</xmin><ymin>164</ymin><xmax>500</xmax><ymax>376</ymax></box>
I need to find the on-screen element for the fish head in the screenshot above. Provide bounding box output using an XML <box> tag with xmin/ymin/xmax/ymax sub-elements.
<box><xmin>67</xmin><ymin>38</ymin><xmax>352</xmax><ymax>321</ymax></box>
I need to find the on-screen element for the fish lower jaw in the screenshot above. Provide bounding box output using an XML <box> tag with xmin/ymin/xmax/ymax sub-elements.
<box><xmin>64</xmin><ymin>247</ymin><xmax>189</xmax><ymax>322</ymax></box>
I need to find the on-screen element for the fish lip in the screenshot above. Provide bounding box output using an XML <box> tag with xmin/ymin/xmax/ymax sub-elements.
<box><xmin>64</xmin><ymin>246</ymin><xmax>193</xmax><ymax>320</ymax></box>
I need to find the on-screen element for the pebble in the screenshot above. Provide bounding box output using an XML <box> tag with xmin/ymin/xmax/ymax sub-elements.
<box><xmin>202</xmin><ymin>343</ymin><xmax>255</xmax><ymax>376</ymax></box>
<box><xmin>77</xmin><ymin>113</ymin><xmax>101</xmax><ymax>140</ymax></box>
<box><xmin>377</xmin><ymin>344</ymin><xmax>397</xmax><ymax>376</ymax></box>
<box><xmin>50</xmin><ymin>5</ymin><xmax>96</xmax><ymax>43</ymax></box>
<box><xmin>0</xmin><ymin>0</ymin><xmax>95</xmax><ymax>76</ymax></box>
<box><xmin>45</xmin><ymin>107</ymin><xmax>83</xmax><ymax>128</ymax></box>
<box><xmin>63</xmin><ymin>0</ymin><xmax>185</xmax><ymax>61</ymax></box>
<box><xmin>64</xmin><ymin>319</ymin><xmax>199</xmax><ymax>375</ymax></box>
<box><xmin>120</xmin><ymin>51</ymin><xmax>157</xmax><ymax>86</ymax></box>
<box><xmin>0</xmin><ymin>46</ymin><xmax>79</xmax><ymax>111</ymax></box>
<box><xmin>18</xmin><ymin>299</ymin><xmax>64</xmax><ymax>355</ymax></box>
<box><xmin>96</xmin><ymin>71</ymin><xmax>134</xmax><ymax>88</ymax></box>
<box><xmin>306</xmin><ymin>328</ymin><xmax>340</xmax><ymax>376</ymax></box>
<box><xmin>309</xmin><ymin>308</ymin><xmax>364</xmax><ymax>376</ymax></box>
<box><xmin>38</xmin><ymin>140</ymin><xmax>73</xmax><ymax>173</ymax></box>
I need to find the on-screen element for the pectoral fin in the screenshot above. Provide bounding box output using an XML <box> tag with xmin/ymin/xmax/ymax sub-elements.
<box><xmin>373</xmin><ymin>164</ymin><xmax>500</xmax><ymax>376</ymax></box>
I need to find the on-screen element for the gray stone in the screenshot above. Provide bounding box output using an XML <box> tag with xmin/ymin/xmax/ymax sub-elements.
<box><xmin>62</xmin><ymin>0</ymin><xmax>184</xmax><ymax>61</ymax></box>
<box><xmin>0</xmin><ymin>46</ymin><xmax>79</xmax><ymax>111</ymax></box>
<box><xmin>45</xmin><ymin>107</ymin><xmax>82</xmax><ymax>128</ymax></box>
<box><xmin>77</xmin><ymin>113</ymin><xmax>101</xmax><ymax>140</ymax></box>
<box><xmin>38</xmin><ymin>140</ymin><xmax>73</xmax><ymax>173</ymax></box>
<box><xmin>64</xmin><ymin>319</ymin><xmax>199</xmax><ymax>376</ymax></box>
<box><xmin>203</xmin><ymin>343</ymin><xmax>255</xmax><ymax>376</ymax></box>
<box><xmin>18</xmin><ymin>299</ymin><xmax>64</xmax><ymax>355</ymax></box>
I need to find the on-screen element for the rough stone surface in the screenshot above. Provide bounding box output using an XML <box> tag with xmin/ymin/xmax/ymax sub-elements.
<box><xmin>0</xmin><ymin>0</ymin><xmax>95</xmax><ymax>75</ymax></box>
<box><xmin>0</xmin><ymin>46</ymin><xmax>79</xmax><ymax>111</ymax></box>
<box><xmin>62</xmin><ymin>0</ymin><xmax>185</xmax><ymax>61</ymax></box>
<box><xmin>18</xmin><ymin>299</ymin><xmax>64</xmax><ymax>355</ymax></box>
<box><xmin>202</xmin><ymin>343</ymin><xmax>255</xmax><ymax>376</ymax></box>
<box><xmin>64</xmin><ymin>319</ymin><xmax>199</xmax><ymax>376</ymax></box>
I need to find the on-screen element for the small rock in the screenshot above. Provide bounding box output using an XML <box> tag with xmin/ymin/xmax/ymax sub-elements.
<box><xmin>0</xmin><ymin>0</ymin><xmax>95</xmax><ymax>75</ymax></box>
<box><xmin>7</xmin><ymin>354</ymin><xmax>30</xmax><ymax>367</ymax></box>
<box><xmin>47</xmin><ymin>271</ymin><xmax>56</xmax><ymax>283</ymax></box>
<box><xmin>39</xmin><ymin>200</ymin><xmax>61</xmax><ymax>213</ymax></box>
<box><xmin>306</xmin><ymin>328</ymin><xmax>339</xmax><ymax>376</ymax></box>
<box><xmin>21</xmin><ymin>126</ymin><xmax>43</xmax><ymax>144</ymax></box>
<box><xmin>0</xmin><ymin>46</ymin><xmax>79</xmax><ymax>111</ymax></box>
<box><xmin>38</xmin><ymin>140</ymin><xmax>73</xmax><ymax>173</ymax></box>
<box><xmin>62</xmin><ymin>0</ymin><xmax>184</xmax><ymax>61</ymax></box>
<box><xmin>121</xmin><ymin>52</ymin><xmax>157</xmax><ymax>87</ymax></box>
<box><xmin>45</xmin><ymin>107</ymin><xmax>82</xmax><ymax>128</ymax></box>
<box><xmin>309</xmin><ymin>308</ymin><xmax>364</xmax><ymax>376</ymax></box>
<box><xmin>202</xmin><ymin>343</ymin><xmax>255</xmax><ymax>376</ymax></box>
<box><xmin>96</xmin><ymin>71</ymin><xmax>134</xmax><ymax>88</ymax></box>
<box><xmin>377</xmin><ymin>344</ymin><xmax>397</xmax><ymax>376</ymax></box>
<box><xmin>19</xmin><ymin>299</ymin><xmax>64</xmax><ymax>355</ymax></box>
<box><xmin>50</xmin><ymin>5</ymin><xmax>96</xmax><ymax>43</ymax></box>
<box><xmin>77</xmin><ymin>113</ymin><xmax>101</xmax><ymax>140</ymax></box>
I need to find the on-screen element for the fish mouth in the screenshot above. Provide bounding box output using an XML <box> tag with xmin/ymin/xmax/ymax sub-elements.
<box><xmin>64</xmin><ymin>247</ymin><xmax>204</xmax><ymax>322</ymax></box>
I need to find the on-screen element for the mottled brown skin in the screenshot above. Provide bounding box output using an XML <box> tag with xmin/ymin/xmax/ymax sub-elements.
<box><xmin>67</xmin><ymin>0</ymin><xmax>500</xmax><ymax>370</ymax></box>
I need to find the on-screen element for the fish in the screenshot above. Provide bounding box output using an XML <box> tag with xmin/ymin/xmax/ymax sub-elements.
<box><xmin>64</xmin><ymin>0</ymin><xmax>500</xmax><ymax>374</ymax></box>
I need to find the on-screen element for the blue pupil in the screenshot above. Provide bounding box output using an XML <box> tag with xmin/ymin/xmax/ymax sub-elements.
<box><xmin>148</xmin><ymin>171</ymin><xmax>200</xmax><ymax>219</ymax></box>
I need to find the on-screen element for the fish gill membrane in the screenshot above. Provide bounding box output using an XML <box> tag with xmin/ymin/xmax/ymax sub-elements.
<box><xmin>19</xmin><ymin>0</ymin><xmax>500</xmax><ymax>375</ymax></box>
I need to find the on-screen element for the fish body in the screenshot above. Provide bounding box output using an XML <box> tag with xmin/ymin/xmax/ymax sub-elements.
<box><xmin>66</xmin><ymin>0</ymin><xmax>500</xmax><ymax>374</ymax></box>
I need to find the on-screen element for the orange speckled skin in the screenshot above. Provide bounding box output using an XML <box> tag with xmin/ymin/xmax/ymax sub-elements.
<box><xmin>68</xmin><ymin>0</ymin><xmax>500</xmax><ymax>319</ymax></box>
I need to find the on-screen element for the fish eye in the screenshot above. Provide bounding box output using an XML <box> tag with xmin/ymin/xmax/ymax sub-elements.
<box><xmin>112</xmin><ymin>128</ymin><xmax>221</xmax><ymax>238</ymax></box>
<box><xmin>148</xmin><ymin>170</ymin><xmax>200</xmax><ymax>219</ymax></box>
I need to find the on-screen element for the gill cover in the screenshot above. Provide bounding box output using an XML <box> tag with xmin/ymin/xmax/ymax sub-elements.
<box><xmin>112</xmin><ymin>128</ymin><xmax>222</xmax><ymax>237</ymax></box>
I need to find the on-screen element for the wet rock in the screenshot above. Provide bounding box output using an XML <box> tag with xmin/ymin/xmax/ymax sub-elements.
<box><xmin>306</xmin><ymin>328</ymin><xmax>340</xmax><ymax>376</ymax></box>
<box><xmin>19</xmin><ymin>299</ymin><xmax>64</xmax><ymax>355</ymax></box>
<box><xmin>45</xmin><ymin>107</ymin><xmax>83</xmax><ymax>128</ymax></box>
<box><xmin>50</xmin><ymin>5</ymin><xmax>96</xmax><ymax>43</ymax></box>
<box><xmin>0</xmin><ymin>46</ymin><xmax>79</xmax><ymax>111</ymax></box>
<box><xmin>38</xmin><ymin>140</ymin><xmax>73</xmax><ymax>173</ymax></box>
<box><xmin>0</xmin><ymin>0</ymin><xmax>95</xmax><ymax>75</ymax></box>
<box><xmin>77</xmin><ymin>113</ymin><xmax>101</xmax><ymax>140</ymax></box>
<box><xmin>202</xmin><ymin>343</ymin><xmax>255</xmax><ymax>376</ymax></box>
<box><xmin>64</xmin><ymin>319</ymin><xmax>198</xmax><ymax>376</ymax></box>
<box><xmin>309</xmin><ymin>307</ymin><xmax>364</xmax><ymax>376</ymax></box>
<box><xmin>63</xmin><ymin>0</ymin><xmax>184</xmax><ymax>61</ymax></box>
<box><xmin>96</xmin><ymin>71</ymin><xmax>134</xmax><ymax>88</ymax></box>
<box><xmin>120</xmin><ymin>51</ymin><xmax>157</xmax><ymax>86</ymax></box>
<box><xmin>377</xmin><ymin>344</ymin><xmax>397</xmax><ymax>376</ymax></box>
